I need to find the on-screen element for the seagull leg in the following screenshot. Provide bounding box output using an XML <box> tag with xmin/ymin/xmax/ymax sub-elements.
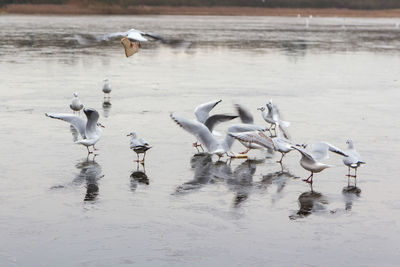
<box><xmin>93</xmin><ymin>145</ymin><xmax>98</xmax><ymax>151</ymax></box>
<box><xmin>141</xmin><ymin>152</ymin><xmax>146</xmax><ymax>164</ymax></box>
<box><xmin>277</xmin><ymin>153</ymin><xmax>285</xmax><ymax>164</ymax></box>
<box><xmin>86</xmin><ymin>146</ymin><xmax>93</xmax><ymax>154</ymax></box>
<box><xmin>135</xmin><ymin>153</ymin><xmax>140</xmax><ymax>162</ymax></box>
<box><xmin>303</xmin><ymin>172</ymin><xmax>313</xmax><ymax>184</ymax></box>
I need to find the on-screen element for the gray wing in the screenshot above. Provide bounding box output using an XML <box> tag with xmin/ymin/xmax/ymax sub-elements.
<box><xmin>194</xmin><ymin>99</ymin><xmax>222</xmax><ymax>123</ymax></box>
<box><xmin>45</xmin><ymin>113</ymin><xmax>86</xmax><ymax>139</ymax></box>
<box><xmin>99</xmin><ymin>31</ymin><xmax>128</xmax><ymax>41</ymax></box>
<box><xmin>229</xmin><ymin>131</ymin><xmax>274</xmax><ymax>150</ymax></box>
<box><xmin>84</xmin><ymin>109</ymin><xmax>100</xmax><ymax>139</ymax></box>
<box><xmin>130</xmin><ymin>138</ymin><xmax>149</xmax><ymax>149</ymax></box>
<box><xmin>170</xmin><ymin>113</ymin><xmax>219</xmax><ymax>152</ymax></box>
<box><xmin>142</xmin><ymin>32</ymin><xmax>164</xmax><ymax>41</ymax></box>
<box><xmin>204</xmin><ymin>114</ymin><xmax>238</xmax><ymax>132</ymax></box>
<box><xmin>312</xmin><ymin>142</ymin><xmax>348</xmax><ymax>161</ymax></box>
<box><xmin>291</xmin><ymin>145</ymin><xmax>315</xmax><ymax>161</ymax></box>
<box><xmin>235</xmin><ymin>104</ymin><xmax>254</xmax><ymax>124</ymax></box>
<box><xmin>227</xmin><ymin>124</ymin><xmax>267</xmax><ymax>133</ymax></box>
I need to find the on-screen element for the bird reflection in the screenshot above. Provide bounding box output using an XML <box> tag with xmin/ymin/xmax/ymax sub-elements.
<box><xmin>130</xmin><ymin>163</ymin><xmax>149</xmax><ymax>192</ymax></box>
<box><xmin>102</xmin><ymin>101</ymin><xmax>112</xmax><ymax>118</ymax></box>
<box><xmin>342</xmin><ymin>186</ymin><xmax>361</xmax><ymax>211</ymax></box>
<box><xmin>175</xmin><ymin>153</ymin><xmax>214</xmax><ymax>193</ymax></box>
<box><xmin>258</xmin><ymin>169</ymin><xmax>297</xmax><ymax>196</ymax></box>
<box><xmin>225</xmin><ymin>160</ymin><xmax>258</xmax><ymax>207</ymax></box>
<box><xmin>73</xmin><ymin>158</ymin><xmax>103</xmax><ymax>201</ymax></box>
<box><xmin>290</xmin><ymin>190</ymin><xmax>328</xmax><ymax>219</ymax></box>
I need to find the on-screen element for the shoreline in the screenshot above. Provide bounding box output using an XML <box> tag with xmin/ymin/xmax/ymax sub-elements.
<box><xmin>3</xmin><ymin>4</ymin><xmax>400</xmax><ymax>17</ymax></box>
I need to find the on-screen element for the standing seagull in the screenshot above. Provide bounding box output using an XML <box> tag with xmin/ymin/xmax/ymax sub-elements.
<box><xmin>127</xmin><ymin>131</ymin><xmax>151</xmax><ymax>164</ymax></box>
<box><xmin>101</xmin><ymin>29</ymin><xmax>163</xmax><ymax>57</ymax></box>
<box><xmin>291</xmin><ymin>142</ymin><xmax>348</xmax><ymax>185</ymax></box>
<box><xmin>45</xmin><ymin>108</ymin><xmax>104</xmax><ymax>154</ymax></box>
<box><xmin>343</xmin><ymin>139</ymin><xmax>365</xmax><ymax>186</ymax></box>
<box><xmin>258</xmin><ymin>100</ymin><xmax>290</xmax><ymax>137</ymax></box>
<box><xmin>70</xmin><ymin>92</ymin><xmax>84</xmax><ymax>114</ymax></box>
<box><xmin>102</xmin><ymin>79</ymin><xmax>112</xmax><ymax>102</ymax></box>
<box><xmin>229</xmin><ymin>127</ymin><xmax>296</xmax><ymax>164</ymax></box>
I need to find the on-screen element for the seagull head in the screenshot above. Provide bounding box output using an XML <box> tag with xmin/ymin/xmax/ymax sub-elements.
<box><xmin>73</xmin><ymin>92</ymin><xmax>78</xmax><ymax>97</ymax></box>
<box><xmin>257</xmin><ymin>106</ymin><xmax>265</xmax><ymax>111</ymax></box>
<box><xmin>346</xmin><ymin>139</ymin><xmax>354</xmax><ymax>149</ymax></box>
<box><xmin>97</xmin><ymin>122</ymin><xmax>105</xmax><ymax>128</ymax></box>
<box><xmin>127</xmin><ymin>131</ymin><xmax>137</xmax><ymax>138</ymax></box>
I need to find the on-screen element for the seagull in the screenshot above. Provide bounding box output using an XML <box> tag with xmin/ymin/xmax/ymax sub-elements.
<box><xmin>343</xmin><ymin>139</ymin><xmax>365</xmax><ymax>185</ymax></box>
<box><xmin>102</xmin><ymin>79</ymin><xmax>111</xmax><ymax>101</ymax></box>
<box><xmin>257</xmin><ymin>100</ymin><xmax>290</xmax><ymax>137</ymax></box>
<box><xmin>229</xmin><ymin>126</ymin><xmax>296</xmax><ymax>164</ymax></box>
<box><xmin>101</xmin><ymin>29</ymin><xmax>163</xmax><ymax>57</ymax></box>
<box><xmin>45</xmin><ymin>108</ymin><xmax>104</xmax><ymax>154</ymax></box>
<box><xmin>170</xmin><ymin>113</ymin><xmax>266</xmax><ymax>159</ymax></box>
<box><xmin>70</xmin><ymin>92</ymin><xmax>83</xmax><ymax>114</ymax></box>
<box><xmin>234</xmin><ymin>103</ymin><xmax>267</xmax><ymax>154</ymax></box>
<box><xmin>291</xmin><ymin>142</ymin><xmax>348</xmax><ymax>185</ymax></box>
<box><xmin>127</xmin><ymin>131</ymin><xmax>151</xmax><ymax>164</ymax></box>
<box><xmin>192</xmin><ymin>99</ymin><xmax>237</xmax><ymax>151</ymax></box>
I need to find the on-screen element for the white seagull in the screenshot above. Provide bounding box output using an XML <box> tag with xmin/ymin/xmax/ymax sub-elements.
<box><xmin>70</xmin><ymin>92</ymin><xmax>83</xmax><ymax>114</ymax></box>
<box><xmin>127</xmin><ymin>131</ymin><xmax>151</xmax><ymax>163</ymax></box>
<box><xmin>291</xmin><ymin>142</ymin><xmax>348</xmax><ymax>185</ymax></box>
<box><xmin>229</xmin><ymin>126</ymin><xmax>297</xmax><ymax>164</ymax></box>
<box><xmin>192</xmin><ymin>99</ymin><xmax>237</xmax><ymax>150</ymax></box>
<box><xmin>45</xmin><ymin>108</ymin><xmax>104</xmax><ymax>154</ymax></box>
<box><xmin>101</xmin><ymin>29</ymin><xmax>163</xmax><ymax>57</ymax></box>
<box><xmin>170</xmin><ymin>113</ymin><xmax>266</xmax><ymax>159</ymax></box>
<box><xmin>257</xmin><ymin>99</ymin><xmax>290</xmax><ymax>137</ymax></box>
<box><xmin>343</xmin><ymin>139</ymin><xmax>365</xmax><ymax>185</ymax></box>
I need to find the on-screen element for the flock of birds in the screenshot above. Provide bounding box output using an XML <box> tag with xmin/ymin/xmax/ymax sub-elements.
<box><xmin>46</xmin><ymin>87</ymin><xmax>365</xmax><ymax>189</ymax></box>
<box><xmin>45</xmin><ymin>28</ymin><xmax>365</xmax><ymax>190</ymax></box>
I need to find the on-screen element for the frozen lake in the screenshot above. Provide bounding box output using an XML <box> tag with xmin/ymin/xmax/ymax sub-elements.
<box><xmin>0</xmin><ymin>15</ymin><xmax>399</xmax><ymax>266</ymax></box>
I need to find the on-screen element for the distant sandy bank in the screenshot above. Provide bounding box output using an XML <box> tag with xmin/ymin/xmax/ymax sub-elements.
<box><xmin>3</xmin><ymin>4</ymin><xmax>400</xmax><ymax>17</ymax></box>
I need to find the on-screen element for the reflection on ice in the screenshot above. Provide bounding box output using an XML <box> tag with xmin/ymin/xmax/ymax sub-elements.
<box><xmin>102</xmin><ymin>101</ymin><xmax>112</xmax><ymax>118</ymax></box>
<box><xmin>290</xmin><ymin>191</ymin><xmax>328</xmax><ymax>219</ymax></box>
<box><xmin>73</xmin><ymin>159</ymin><xmax>103</xmax><ymax>201</ymax></box>
<box><xmin>342</xmin><ymin>186</ymin><xmax>361</xmax><ymax>211</ymax></box>
<box><xmin>130</xmin><ymin>163</ymin><xmax>149</xmax><ymax>192</ymax></box>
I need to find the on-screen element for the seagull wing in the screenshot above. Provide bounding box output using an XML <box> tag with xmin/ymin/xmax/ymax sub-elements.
<box><xmin>45</xmin><ymin>113</ymin><xmax>86</xmax><ymax>139</ymax></box>
<box><xmin>229</xmin><ymin>131</ymin><xmax>274</xmax><ymax>150</ymax></box>
<box><xmin>291</xmin><ymin>145</ymin><xmax>315</xmax><ymax>161</ymax></box>
<box><xmin>312</xmin><ymin>142</ymin><xmax>348</xmax><ymax>161</ymax></box>
<box><xmin>227</xmin><ymin>124</ymin><xmax>267</xmax><ymax>133</ymax></box>
<box><xmin>100</xmin><ymin>31</ymin><xmax>128</xmax><ymax>41</ymax></box>
<box><xmin>170</xmin><ymin>113</ymin><xmax>219</xmax><ymax>152</ymax></box>
<box><xmin>142</xmin><ymin>32</ymin><xmax>164</xmax><ymax>41</ymax></box>
<box><xmin>235</xmin><ymin>104</ymin><xmax>254</xmax><ymax>124</ymax></box>
<box><xmin>127</xmin><ymin>30</ymin><xmax>148</xmax><ymax>42</ymax></box>
<box><xmin>204</xmin><ymin>114</ymin><xmax>238</xmax><ymax>132</ymax></box>
<box><xmin>194</xmin><ymin>99</ymin><xmax>222</xmax><ymax>124</ymax></box>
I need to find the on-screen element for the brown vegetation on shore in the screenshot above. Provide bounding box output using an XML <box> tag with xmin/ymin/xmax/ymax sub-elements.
<box><xmin>3</xmin><ymin>4</ymin><xmax>400</xmax><ymax>17</ymax></box>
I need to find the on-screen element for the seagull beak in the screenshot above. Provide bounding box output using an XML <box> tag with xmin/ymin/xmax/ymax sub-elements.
<box><xmin>126</xmin><ymin>134</ymin><xmax>131</xmax><ymax>136</ymax></box>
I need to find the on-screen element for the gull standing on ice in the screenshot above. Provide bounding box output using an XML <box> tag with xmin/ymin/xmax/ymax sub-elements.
<box><xmin>70</xmin><ymin>92</ymin><xmax>83</xmax><ymax>114</ymax></box>
<box><xmin>45</xmin><ymin>108</ymin><xmax>104</xmax><ymax>154</ymax></box>
<box><xmin>291</xmin><ymin>142</ymin><xmax>348</xmax><ymax>185</ymax></box>
<box><xmin>102</xmin><ymin>78</ymin><xmax>112</xmax><ymax>101</ymax></box>
<box><xmin>258</xmin><ymin>100</ymin><xmax>290</xmax><ymax>137</ymax></box>
<box><xmin>127</xmin><ymin>131</ymin><xmax>151</xmax><ymax>164</ymax></box>
<box><xmin>229</xmin><ymin>126</ymin><xmax>296</xmax><ymax>164</ymax></box>
<box><xmin>343</xmin><ymin>139</ymin><xmax>365</xmax><ymax>186</ymax></box>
